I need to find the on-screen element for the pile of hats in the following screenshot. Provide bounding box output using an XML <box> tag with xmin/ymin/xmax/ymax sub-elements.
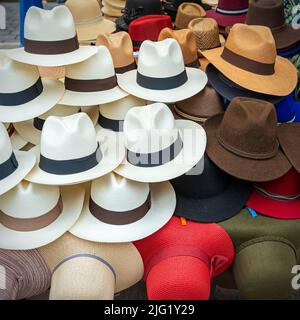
<box><xmin>0</xmin><ymin>0</ymin><xmax>300</xmax><ymax>301</ymax></box>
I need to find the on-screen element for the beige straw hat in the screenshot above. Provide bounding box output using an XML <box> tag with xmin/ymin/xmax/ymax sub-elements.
<box><xmin>175</xmin><ymin>2</ymin><xmax>206</xmax><ymax>29</ymax></box>
<box><xmin>38</xmin><ymin>232</ymin><xmax>144</xmax><ymax>300</ymax></box>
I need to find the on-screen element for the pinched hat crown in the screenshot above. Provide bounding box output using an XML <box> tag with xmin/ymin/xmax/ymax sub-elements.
<box><xmin>66</xmin><ymin>0</ymin><xmax>102</xmax><ymax>24</ymax></box>
<box><xmin>218</xmin><ymin>97</ymin><xmax>279</xmax><ymax>159</ymax></box>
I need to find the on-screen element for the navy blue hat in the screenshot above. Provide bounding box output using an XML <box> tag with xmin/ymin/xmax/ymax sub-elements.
<box><xmin>277</xmin><ymin>43</ymin><xmax>300</xmax><ymax>57</ymax></box>
<box><xmin>294</xmin><ymin>87</ymin><xmax>300</xmax><ymax>123</ymax></box>
<box><xmin>170</xmin><ymin>153</ymin><xmax>251</xmax><ymax>223</ymax></box>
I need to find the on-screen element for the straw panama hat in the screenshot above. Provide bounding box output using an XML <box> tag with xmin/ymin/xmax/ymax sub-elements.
<box><xmin>4</xmin><ymin>123</ymin><xmax>28</xmax><ymax>150</ymax></box>
<box><xmin>96</xmin><ymin>95</ymin><xmax>146</xmax><ymax>133</ymax></box>
<box><xmin>175</xmin><ymin>2</ymin><xmax>206</xmax><ymax>29</ymax></box>
<box><xmin>201</xmin><ymin>24</ymin><xmax>298</xmax><ymax>96</ymax></box>
<box><xmin>0</xmin><ymin>182</ymin><xmax>84</xmax><ymax>250</ymax></box>
<box><xmin>7</xmin><ymin>6</ymin><xmax>97</xmax><ymax>67</ymax></box>
<box><xmin>114</xmin><ymin>103</ymin><xmax>206</xmax><ymax>183</ymax></box>
<box><xmin>70</xmin><ymin>172</ymin><xmax>176</xmax><ymax>243</ymax></box>
<box><xmin>0</xmin><ymin>123</ymin><xmax>35</xmax><ymax>196</ymax></box>
<box><xmin>39</xmin><ymin>232</ymin><xmax>144</xmax><ymax>299</ymax></box>
<box><xmin>0</xmin><ymin>52</ymin><xmax>64</xmax><ymax>123</ymax></box>
<box><xmin>117</xmin><ymin>39</ymin><xmax>208</xmax><ymax>103</ymax></box>
<box><xmin>13</xmin><ymin>104</ymin><xmax>81</xmax><ymax>146</ymax></box>
<box><xmin>25</xmin><ymin>113</ymin><xmax>125</xmax><ymax>186</ymax></box>
<box><xmin>60</xmin><ymin>46</ymin><xmax>128</xmax><ymax>106</ymax></box>
<box><xmin>65</xmin><ymin>0</ymin><xmax>116</xmax><ymax>42</ymax></box>
<box><xmin>96</xmin><ymin>32</ymin><xmax>136</xmax><ymax>74</ymax></box>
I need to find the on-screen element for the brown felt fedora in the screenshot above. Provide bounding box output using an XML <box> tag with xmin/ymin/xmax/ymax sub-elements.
<box><xmin>201</xmin><ymin>24</ymin><xmax>298</xmax><ymax>96</ymax></box>
<box><xmin>246</xmin><ymin>0</ymin><xmax>300</xmax><ymax>51</ymax></box>
<box><xmin>171</xmin><ymin>84</ymin><xmax>224</xmax><ymax>123</ymax></box>
<box><xmin>278</xmin><ymin>123</ymin><xmax>300</xmax><ymax>174</ymax></box>
<box><xmin>96</xmin><ymin>32</ymin><xmax>136</xmax><ymax>74</ymax></box>
<box><xmin>175</xmin><ymin>3</ymin><xmax>206</xmax><ymax>29</ymax></box>
<box><xmin>158</xmin><ymin>28</ymin><xmax>200</xmax><ymax>68</ymax></box>
<box><xmin>204</xmin><ymin>97</ymin><xmax>292</xmax><ymax>182</ymax></box>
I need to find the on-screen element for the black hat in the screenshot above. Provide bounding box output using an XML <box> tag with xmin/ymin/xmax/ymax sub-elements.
<box><xmin>116</xmin><ymin>0</ymin><xmax>163</xmax><ymax>32</ymax></box>
<box><xmin>170</xmin><ymin>153</ymin><xmax>251</xmax><ymax>222</ymax></box>
<box><xmin>206</xmin><ymin>63</ymin><xmax>284</xmax><ymax>105</ymax></box>
<box><xmin>164</xmin><ymin>0</ymin><xmax>211</xmax><ymax>21</ymax></box>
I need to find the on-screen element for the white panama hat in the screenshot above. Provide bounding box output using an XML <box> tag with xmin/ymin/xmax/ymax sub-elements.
<box><xmin>7</xmin><ymin>6</ymin><xmax>98</xmax><ymax>67</ymax></box>
<box><xmin>0</xmin><ymin>123</ymin><xmax>35</xmax><ymax>196</ymax></box>
<box><xmin>25</xmin><ymin>112</ymin><xmax>125</xmax><ymax>185</ymax></box>
<box><xmin>117</xmin><ymin>39</ymin><xmax>208</xmax><ymax>103</ymax></box>
<box><xmin>0</xmin><ymin>51</ymin><xmax>65</xmax><ymax>123</ymax></box>
<box><xmin>0</xmin><ymin>181</ymin><xmax>84</xmax><ymax>250</ymax></box>
<box><xmin>70</xmin><ymin>172</ymin><xmax>176</xmax><ymax>243</ymax></box>
<box><xmin>4</xmin><ymin>123</ymin><xmax>28</xmax><ymax>150</ymax></box>
<box><xmin>114</xmin><ymin>102</ymin><xmax>207</xmax><ymax>182</ymax></box>
<box><xmin>59</xmin><ymin>46</ymin><xmax>128</xmax><ymax>106</ymax></box>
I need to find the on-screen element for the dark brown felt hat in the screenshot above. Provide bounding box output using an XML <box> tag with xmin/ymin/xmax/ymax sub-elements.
<box><xmin>204</xmin><ymin>97</ymin><xmax>292</xmax><ymax>182</ymax></box>
<box><xmin>171</xmin><ymin>84</ymin><xmax>224</xmax><ymax>123</ymax></box>
<box><xmin>246</xmin><ymin>0</ymin><xmax>300</xmax><ymax>51</ymax></box>
<box><xmin>278</xmin><ymin>123</ymin><xmax>300</xmax><ymax>174</ymax></box>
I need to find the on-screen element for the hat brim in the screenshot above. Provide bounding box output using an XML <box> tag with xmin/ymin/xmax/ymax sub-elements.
<box><xmin>205</xmin><ymin>114</ymin><xmax>292</xmax><ymax>182</ymax></box>
<box><xmin>206</xmin><ymin>63</ymin><xmax>284</xmax><ymax>105</ymax></box>
<box><xmin>70</xmin><ymin>181</ymin><xmax>176</xmax><ymax>243</ymax></box>
<box><xmin>25</xmin><ymin>130</ymin><xmax>125</xmax><ymax>185</ymax></box>
<box><xmin>246</xmin><ymin>189</ymin><xmax>300</xmax><ymax>219</ymax></box>
<box><xmin>59</xmin><ymin>86</ymin><xmax>128</xmax><ymax>106</ymax></box>
<box><xmin>10</xmin><ymin>131</ymin><xmax>28</xmax><ymax>150</ymax></box>
<box><xmin>206</xmin><ymin>10</ymin><xmax>246</xmax><ymax>27</ymax></box>
<box><xmin>202</xmin><ymin>46</ymin><xmax>298</xmax><ymax>96</ymax></box>
<box><xmin>174</xmin><ymin>178</ymin><xmax>251</xmax><ymax>222</ymax></box>
<box><xmin>117</xmin><ymin>68</ymin><xmax>208</xmax><ymax>103</ymax></box>
<box><xmin>0</xmin><ymin>79</ymin><xmax>65</xmax><ymax>123</ymax></box>
<box><xmin>114</xmin><ymin>120</ymin><xmax>206</xmax><ymax>183</ymax></box>
<box><xmin>7</xmin><ymin>46</ymin><xmax>98</xmax><ymax>67</ymax></box>
<box><xmin>277</xmin><ymin>123</ymin><xmax>300</xmax><ymax>173</ymax></box>
<box><xmin>273</xmin><ymin>24</ymin><xmax>300</xmax><ymax>51</ymax></box>
<box><xmin>76</xmin><ymin>19</ymin><xmax>116</xmax><ymax>42</ymax></box>
<box><xmin>0</xmin><ymin>185</ymin><xmax>84</xmax><ymax>250</ymax></box>
<box><xmin>0</xmin><ymin>150</ymin><xmax>36</xmax><ymax>196</ymax></box>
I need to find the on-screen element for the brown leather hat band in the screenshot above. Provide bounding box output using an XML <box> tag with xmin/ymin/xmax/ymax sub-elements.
<box><xmin>216</xmin><ymin>129</ymin><xmax>279</xmax><ymax>160</ymax></box>
<box><xmin>89</xmin><ymin>194</ymin><xmax>151</xmax><ymax>225</ymax></box>
<box><xmin>115</xmin><ymin>61</ymin><xmax>137</xmax><ymax>74</ymax></box>
<box><xmin>221</xmin><ymin>47</ymin><xmax>275</xmax><ymax>76</ymax></box>
<box><xmin>24</xmin><ymin>36</ymin><xmax>79</xmax><ymax>55</ymax></box>
<box><xmin>65</xmin><ymin>75</ymin><xmax>118</xmax><ymax>92</ymax></box>
<box><xmin>0</xmin><ymin>196</ymin><xmax>63</xmax><ymax>231</ymax></box>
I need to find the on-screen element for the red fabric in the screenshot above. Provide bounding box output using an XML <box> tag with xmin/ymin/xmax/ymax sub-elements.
<box><xmin>217</xmin><ymin>0</ymin><xmax>249</xmax><ymax>11</ymax></box>
<box><xmin>206</xmin><ymin>11</ymin><xmax>246</xmax><ymax>27</ymax></box>
<box><xmin>247</xmin><ymin>168</ymin><xmax>300</xmax><ymax>219</ymax></box>
<box><xmin>134</xmin><ymin>217</ymin><xmax>234</xmax><ymax>300</ymax></box>
<box><xmin>129</xmin><ymin>15</ymin><xmax>173</xmax><ymax>50</ymax></box>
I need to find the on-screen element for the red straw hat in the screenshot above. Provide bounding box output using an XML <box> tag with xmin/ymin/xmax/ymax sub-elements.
<box><xmin>134</xmin><ymin>216</ymin><xmax>234</xmax><ymax>300</ymax></box>
<box><xmin>246</xmin><ymin>168</ymin><xmax>300</xmax><ymax>220</ymax></box>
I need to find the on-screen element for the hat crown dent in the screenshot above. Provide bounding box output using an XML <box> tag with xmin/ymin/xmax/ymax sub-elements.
<box><xmin>219</xmin><ymin>97</ymin><xmax>278</xmax><ymax>156</ymax></box>
<box><xmin>99</xmin><ymin>95</ymin><xmax>145</xmax><ymax>120</ymax></box>
<box><xmin>40</xmin><ymin>113</ymin><xmax>98</xmax><ymax>161</ymax></box>
<box><xmin>91</xmin><ymin>172</ymin><xmax>150</xmax><ymax>212</ymax></box>
<box><xmin>124</xmin><ymin>103</ymin><xmax>179</xmax><ymax>154</ymax></box>
<box><xmin>65</xmin><ymin>46</ymin><xmax>115</xmax><ymax>80</ymax></box>
<box><xmin>66</xmin><ymin>0</ymin><xmax>102</xmax><ymax>24</ymax></box>
<box><xmin>226</xmin><ymin>24</ymin><xmax>276</xmax><ymax>65</ymax></box>
<box><xmin>138</xmin><ymin>39</ymin><xmax>185</xmax><ymax>78</ymax></box>
<box><xmin>0</xmin><ymin>123</ymin><xmax>13</xmax><ymax>164</ymax></box>
<box><xmin>0</xmin><ymin>53</ymin><xmax>40</xmax><ymax>93</ymax></box>
<box><xmin>25</xmin><ymin>6</ymin><xmax>76</xmax><ymax>42</ymax></box>
<box><xmin>39</xmin><ymin>104</ymin><xmax>80</xmax><ymax>120</ymax></box>
<box><xmin>0</xmin><ymin>181</ymin><xmax>60</xmax><ymax>219</ymax></box>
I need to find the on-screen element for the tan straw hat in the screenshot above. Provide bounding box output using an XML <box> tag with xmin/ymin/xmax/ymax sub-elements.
<box><xmin>38</xmin><ymin>232</ymin><xmax>143</xmax><ymax>300</ymax></box>
<box><xmin>201</xmin><ymin>24</ymin><xmax>298</xmax><ymax>96</ymax></box>
<box><xmin>158</xmin><ymin>28</ymin><xmax>199</xmax><ymax>67</ymax></box>
<box><xmin>175</xmin><ymin>3</ymin><xmax>206</xmax><ymax>29</ymax></box>
<box><xmin>96</xmin><ymin>32</ymin><xmax>136</xmax><ymax>74</ymax></box>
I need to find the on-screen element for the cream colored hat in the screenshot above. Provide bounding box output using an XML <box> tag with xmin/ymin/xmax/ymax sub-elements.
<box><xmin>0</xmin><ymin>51</ymin><xmax>64</xmax><ymax>123</ymax></box>
<box><xmin>60</xmin><ymin>46</ymin><xmax>128</xmax><ymax>106</ymax></box>
<box><xmin>102</xmin><ymin>0</ymin><xmax>125</xmax><ymax>17</ymax></box>
<box><xmin>7</xmin><ymin>6</ymin><xmax>97</xmax><ymax>67</ymax></box>
<box><xmin>25</xmin><ymin>113</ymin><xmax>125</xmax><ymax>185</ymax></box>
<box><xmin>66</xmin><ymin>0</ymin><xmax>116</xmax><ymax>42</ymax></box>
<box><xmin>0</xmin><ymin>123</ymin><xmax>35</xmax><ymax>196</ymax></box>
<box><xmin>4</xmin><ymin>123</ymin><xmax>28</xmax><ymax>150</ymax></box>
<box><xmin>0</xmin><ymin>182</ymin><xmax>84</xmax><ymax>250</ymax></box>
<box><xmin>38</xmin><ymin>232</ymin><xmax>144</xmax><ymax>300</ymax></box>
